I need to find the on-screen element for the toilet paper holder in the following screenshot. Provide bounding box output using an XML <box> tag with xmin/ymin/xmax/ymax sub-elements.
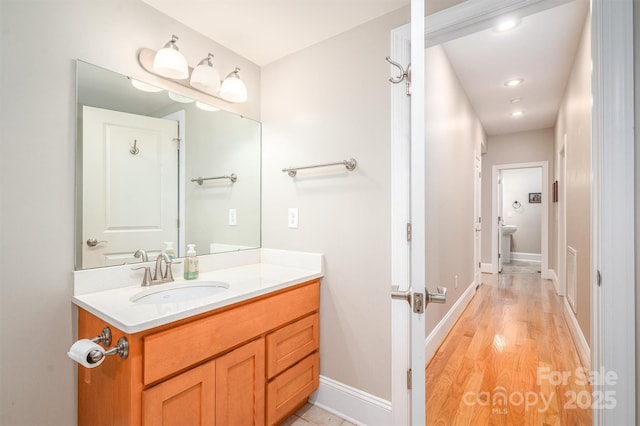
<box><xmin>88</xmin><ymin>327</ymin><xmax>129</xmax><ymax>364</ymax></box>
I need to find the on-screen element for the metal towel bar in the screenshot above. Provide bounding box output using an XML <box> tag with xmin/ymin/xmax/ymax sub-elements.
<box><xmin>191</xmin><ymin>174</ymin><xmax>237</xmax><ymax>185</ymax></box>
<box><xmin>282</xmin><ymin>158</ymin><xmax>357</xmax><ymax>177</ymax></box>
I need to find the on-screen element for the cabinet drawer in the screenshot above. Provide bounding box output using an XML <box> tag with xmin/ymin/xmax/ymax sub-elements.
<box><xmin>143</xmin><ymin>281</ymin><xmax>319</xmax><ymax>385</ymax></box>
<box><xmin>266</xmin><ymin>313</ymin><xmax>319</xmax><ymax>378</ymax></box>
<box><xmin>266</xmin><ymin>353</ymin><xmax>319</xmax><ymax>426</ymax></box>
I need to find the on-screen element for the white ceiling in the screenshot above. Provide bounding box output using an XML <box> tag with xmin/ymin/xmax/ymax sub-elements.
<box><xmin>442</xmin><ymin>0</ymin><xmax>589</xmax><ymax>136</ymax></box>
<box><xmin>141</xmin><ymin>0</ymin><xmax>410</xmax><ymax>66</ymax></box>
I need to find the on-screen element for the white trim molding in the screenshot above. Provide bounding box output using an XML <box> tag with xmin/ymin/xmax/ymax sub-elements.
<box><xmin>309</xmin><ymin>376</ymin><xmax>392</xmax><ymax>426</ymax></box>
<box><xmin>425</xmin><ymin>280</ymin><xmax>478</xmax><ymax>363</ymax></box>
<box><xmin>548</xmin><ymin>269</ymin><xmax>560</xmax><ymax>295</ymax></box>
<box><xmin>481</xmin><ymin>263</ymin><xmax>493</xmax><ymax>274</ymax></box>
<box><xmin>563</xmin><ymin>298</ymin><xmax>591</xmax><ymax>371</ymax></box>
<box><xmin>510</xmin><ymin>252</ymin><xmax>541</xmax><ymax>262</ymax></box>
<box><xmin>591</xmin><ymin>0</ymin><xmax>635</xmax><ymax>424</ymax></box>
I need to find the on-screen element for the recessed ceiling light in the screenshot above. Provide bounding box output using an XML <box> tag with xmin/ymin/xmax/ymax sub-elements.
<box><xmin>494</xmin><ymin>19</ymin><xmax>520</xmax><ymax>33</ymax></box>
<box><xmin>510</xmin><ymin>97</ymin><xmax>522</xmax><ymax>103</ymax></box>
<box><xmin>510</xmin><ymin>110</ymin><xmax>525</xmax><ymax>117</ymax></box>
<box><xmin>504</xmin><ymin>78</ymin><xmax>524</xmax><ymax>87</ymax></box>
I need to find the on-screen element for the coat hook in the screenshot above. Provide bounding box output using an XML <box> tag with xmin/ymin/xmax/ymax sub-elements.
<box><xmin>130</xmin><ymin>139</ymin><xmax>139</xmax><ymax>155</ymax></box>
<box><xmin>385</xmin><ymin>57</ymin><xmax>411</xmax><ymax>96</ymax></box>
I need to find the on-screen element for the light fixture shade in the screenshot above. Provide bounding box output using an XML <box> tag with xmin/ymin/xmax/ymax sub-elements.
<box><xmin>153</xmin><ymin>35</ymin><xmax>189</xmax><ymax>80</ymax></box>
<box><xmin>195</xmin><ymin>101</ymin><xmax>220</xmax><ymax>112</ymax></box>
<box><xmin>130</xmin><ymin>79</ymin><xmax>163</xmax><ymax>93</ymax></box>
<box><xmin>190</xmin><ymin>53</ymin><xmax>221</xmax><ymax>94</ymax></box>
<box><xmin>168</xmin><ymin>92</ymin><xmax>194</xmax><ymax>103</ymax></box>
<box><xmin>220</xmin><ymin>68</ymin><xmax>247</xmax><ymax>103</ymax></box>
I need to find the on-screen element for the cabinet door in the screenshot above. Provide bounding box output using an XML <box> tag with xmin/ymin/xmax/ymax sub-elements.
<box><xmin>142</xmin><ymin>360</ymin><xmax>215</xmax><ymax>426</ymax></box>
<box><xmin>216</xmin><ymin>338</ymin><xmax>265</xmax><ymax>426</ymax></box>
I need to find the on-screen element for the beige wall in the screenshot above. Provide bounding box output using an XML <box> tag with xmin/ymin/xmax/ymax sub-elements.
<box><xmin>424</xmin><ymin>45</ymin><xmax>486</xmax><ymax>330</ymax></box>
<box><xmin>0</xmin><ymin>1</ymin><xmax>260</xmax><ymax>424</ymax></box>
<box><xmin>260</xmin><ymin>7</ymin><xmax>409</xmax><ymax>401</ymax></box>
<box><xmin>554</xmin><ymin>12</ymin><xmax>591</xmax><ymax>347</ymax></box>
<box><xmin>480</xmin><ymin>129</ymin><xmax>555</xmax><ymax>266</ymax></box>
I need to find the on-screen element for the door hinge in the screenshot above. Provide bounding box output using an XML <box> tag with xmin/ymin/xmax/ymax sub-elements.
<box><xmin>478</xmin><ymin>262</ymin><xmax>481</xmax><ymax>269</ymax></box>
<box><xmin>478</xmin><ymin>217</ymin><xmax>481</xmax><ymax>223</ymax></box>
<box><xmin>407</xmin><ymin>223</ymin><xmax>412</xmax><ymax>242</ymax></box>
<box><xmin>597</xmin><ymin>270</ymin><xmax>602</xmax><ymax>287</ymax></box>
<box><xmin>407</xmin><ymin>369</ymin><xmax>412</xmax><ymax>390</ymax></box>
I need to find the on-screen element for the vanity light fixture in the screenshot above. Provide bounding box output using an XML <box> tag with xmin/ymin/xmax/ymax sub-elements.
<box><xmin>153</xmin><ymin>35</ymin><xmax>189</xmax><ymax>80</ymax></box>
<box><xmin>510</xmin><ymin>97</ymin><xmax>522</xmax><ymax>103</ymax></box>
<box><xmin>130</xmin><ymin>78</ymin><xmax>163</xmax><ymax>93</ymax></box>
<box><xmin>195</xmin><ymin>101</ymin><xmax>220</xmax><ymax>112</ymax></box>
<box><xmin>190</xmin><ymin>53</ymin><xmax>221</xmax><ymax>94</ymax></box>
<box><xmin>504</xmin><ymin>78</ymin><xmax>524</xmax><ymax>87</ymax></box>
<box><xmin>219</xmin><ymin>68</ymin><xmax>248</xmax><ymax>103</ymax></box>
<box><xmin>138</xmin><ymin>36</ymin><xmax>248</xmax><ymax>104</ymax></box>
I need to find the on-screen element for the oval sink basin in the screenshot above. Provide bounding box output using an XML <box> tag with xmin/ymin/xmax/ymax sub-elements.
<box><xmin>502</xmin><ymin>225</ymin><xmax>517</xmax><ymax>235</ymax></box>
<box><xmin>131</xmin><ymin>281</ymin><xmax>229</xmax><ymax>304</ymax></box>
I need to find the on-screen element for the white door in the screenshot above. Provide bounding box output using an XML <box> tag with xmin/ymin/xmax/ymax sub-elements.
<box><xmin>474</xmin><ymin>153</ymin><xmax>482</xmax><ymax>283</ymax></box>
<box><xmin>497</xmin><ymin>170</ymin><xmax>504</xmax><ymax>273</ymax></box>
<box><xmin>82</xmin><ymin>106</ymin><xmax>179</xmax><ymax>268</ymax></box>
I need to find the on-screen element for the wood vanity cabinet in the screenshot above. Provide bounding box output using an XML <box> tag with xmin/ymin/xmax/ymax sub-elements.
<box><xmin>77</xmin><ymin>279</ymin><xmax>320</xmax><ymax>426</ymax></box>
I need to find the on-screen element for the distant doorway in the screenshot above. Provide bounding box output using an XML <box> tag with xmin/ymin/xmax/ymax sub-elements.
<box><xmin>491</xmin><ymin>161</ymin><xmax>549</xmax><ymax>277</ymax></box>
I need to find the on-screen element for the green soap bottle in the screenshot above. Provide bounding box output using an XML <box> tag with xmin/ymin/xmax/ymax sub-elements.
<box><xmin>184</xmin><ymin>244</ymin><xmax>199</xmax><ymax>280</ymax></box>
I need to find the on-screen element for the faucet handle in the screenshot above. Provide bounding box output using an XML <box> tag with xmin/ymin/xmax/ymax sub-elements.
<box><xmin>131</xmin><ymin>266</ymin><xmax>153</xmax><ymax>286</ymax></box>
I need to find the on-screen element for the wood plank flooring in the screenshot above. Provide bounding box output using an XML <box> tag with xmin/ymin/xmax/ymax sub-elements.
<box><xmin>426</xmin><ymin>272</ymin><xmax>592</xmax><ymax>425</ymax></box>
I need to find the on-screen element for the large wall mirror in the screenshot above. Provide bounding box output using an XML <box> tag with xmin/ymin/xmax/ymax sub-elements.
<box><xmin>75</xmin><ymin>60</ymin><xmax>261</xmax><ymax>270</ymax></box>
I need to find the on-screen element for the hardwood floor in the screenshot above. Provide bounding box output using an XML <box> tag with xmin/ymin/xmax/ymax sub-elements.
<box><xmin>426</xmin><ymin>272</ymin><xmax>592</xmax><ymax>425</ymax></box>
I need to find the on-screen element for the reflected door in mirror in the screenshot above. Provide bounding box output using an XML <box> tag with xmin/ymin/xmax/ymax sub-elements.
<box><xmin>82</xmin><ymin>106</ymin><xmax>179</xmax><ymax>268</ymax></box>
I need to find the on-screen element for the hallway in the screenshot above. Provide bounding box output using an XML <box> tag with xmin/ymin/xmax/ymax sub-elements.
<box><xmin>425</xmin><ymin>273</ymin><xmax>591</xmax><ymax>425</ymax></box>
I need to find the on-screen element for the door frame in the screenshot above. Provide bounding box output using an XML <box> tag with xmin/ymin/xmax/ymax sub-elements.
<box><xmin>490</xmin><ymin>162</ymin><xmax>548</xmax><ymax>276</ymax></box>
<box><xmin>390</xmin><ymin>0</ymin><xmax>635</xmax><ymax>424</ymax></box>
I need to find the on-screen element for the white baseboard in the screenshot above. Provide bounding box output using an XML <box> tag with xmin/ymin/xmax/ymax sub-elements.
<box><xmin>309</xmin><ymin>375</ymin><xmax>392</xmax><ymax>426</ymax></box>
<box><xmin>511</xmin><ymin>252</ymin><xmax>542</xmax><ymax>262</ymax></box>
<box><xmin>481</xmin><ymin>263</ymin><xmax>493</xmax><ymax>273</ymax></box>
<box><xmin>547</xmin><ymin>269</ymin><xmax>559</xmax><ymax>294</ymax></box>
<box><xmin>562</xmin><ymin>297</ymin><xmax>591</xmax><ymax>370</ymax></box>
<box><xmin>425</xmin><ymin>280</ymin><xmax>478</xmax><ymax>363</ymax></box>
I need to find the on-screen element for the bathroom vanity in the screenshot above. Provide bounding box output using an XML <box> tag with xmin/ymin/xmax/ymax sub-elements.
<box><xmin>73</xmin><ymin>249</ymin><xmax>322</xmax><ymax>426</ymax></box>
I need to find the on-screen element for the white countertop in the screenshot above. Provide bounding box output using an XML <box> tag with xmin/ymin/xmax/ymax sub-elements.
<box><xmin>72</xmin><ymin>249</ymin><xmax>323</xmax><ymax>333</ymax></box>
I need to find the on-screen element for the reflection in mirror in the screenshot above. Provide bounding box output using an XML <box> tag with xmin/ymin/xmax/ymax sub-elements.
<box><xmin>75</xmin><ymin>61</ymin><xmax>261</xmax><ymax>270</ymax></box>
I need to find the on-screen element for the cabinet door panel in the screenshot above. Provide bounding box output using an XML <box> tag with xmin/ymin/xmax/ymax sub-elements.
<box><xmin>216</xmin><ymin>338</ymin><xmax>265</xmax><ymax>426</ymax></box>
<box><xmin>142</xmin><ymin>360</ymin><xmax>215</xmax><ymax>426</ymax></box>
<box><xmin>267</xmin><ymin>313</ymin><xmax>319</xmax><ymax>378</ymax></box>
<box><xmin>267</xmin><ymin>353</ymin><xmax>319</xmax><ymax>426</ymax></box>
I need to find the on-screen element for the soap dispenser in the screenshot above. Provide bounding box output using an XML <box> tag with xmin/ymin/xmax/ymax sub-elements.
<box><xmin>163</xmin><ymin>242</ymin><xmax>176</xmax><ymax>259</ymax></box>
<box><xmin>184</xmin><ymin>244</ymin><xmax>199</xmax><ymax>280</ymax></box>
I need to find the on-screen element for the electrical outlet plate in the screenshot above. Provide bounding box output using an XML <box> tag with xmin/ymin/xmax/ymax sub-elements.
<box><xmin>288</xmin><ymin>208</ymin><xmax>299</xmax><ymax>228</ymax></box>
<box><xmin>228</xmin><ymin>209</ymin><xmax>237</xmax><ymax>226</ymax></box>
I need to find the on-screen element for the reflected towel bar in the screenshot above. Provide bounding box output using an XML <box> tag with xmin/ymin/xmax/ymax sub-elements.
<box><xmin>282</xmin><ymin>158</ymin><xmax>357</xmax><ymax>177</ymax></box>
<box><xmin>191</xmin><ymin>174</ymin><xmax>237</xmax><ymax>185</ymax></box>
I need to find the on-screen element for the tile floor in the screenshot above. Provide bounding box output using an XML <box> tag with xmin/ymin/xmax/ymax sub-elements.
<box><xmin>282</xmin><ymin>403</ymin><xmax>355</xmax><ymax>426</ymax></box>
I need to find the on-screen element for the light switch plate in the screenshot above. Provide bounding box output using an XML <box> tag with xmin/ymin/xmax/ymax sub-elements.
<box><xmin>228</xmin><ymin>208</ymin><xmax>237</xmax><ymax>226</ymax></box>
<box><xmin>288</xmin><ymin>208</ymin><xmax>299</xmax><ymax>229</ymax></box>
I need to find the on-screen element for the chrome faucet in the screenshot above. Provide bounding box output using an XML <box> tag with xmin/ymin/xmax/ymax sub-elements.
<box><xmin>131</xmin><ymin>253</ymin><xmax>176</xmax><ymax>286</ymax></box>
<box><xmin>133</xmin><ymin>249</ymin><xmax>149</xmax><ymax>262</ymax></box>
<box><xmin>153</xmin><ymin>253</ymin><xmax>175</xmax><ymax>283</ymax></box>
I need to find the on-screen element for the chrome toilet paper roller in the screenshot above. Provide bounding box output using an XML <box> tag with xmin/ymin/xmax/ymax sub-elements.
<box><xmin>68</xmin><ymin>327</ymin><xmax>129</xmax><ymax>368</ymax></box>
